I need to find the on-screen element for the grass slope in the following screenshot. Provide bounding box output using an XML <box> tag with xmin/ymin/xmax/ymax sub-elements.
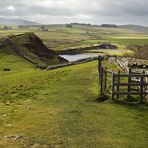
<box><xmin>0</xmin><ymin>45</ymin><xmax>34</xmax><ymax>74</ymax></box>
<box><xmin>0</xmin><ymin>61</ymin><xmax>147</xmax><ymax>147</ymax></box>
<box><xmin>119</xmin><ymin>25</ymin><xmax>148</xmax><ymax>33</ymax></box>
<box><xmin>0</xmin><ymin>33</ymin><xmax>67</xmax><ymax>69</ymax></box>
<box><xmin>0</xmin><ymin>18</ymin><xmax>40</xmax><ymax>26</ymax></box>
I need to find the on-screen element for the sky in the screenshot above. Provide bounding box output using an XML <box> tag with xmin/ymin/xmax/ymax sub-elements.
<box><xmin>0</xmin><ymin>0</ymin><xmax>148</xmax><ymax>26</ymax></box>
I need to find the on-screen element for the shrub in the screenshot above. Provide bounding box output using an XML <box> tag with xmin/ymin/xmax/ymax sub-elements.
<box><xmin>3</xmin><ymin>68</ymin><xmax>11</xmax><ymax>71</ymax></box>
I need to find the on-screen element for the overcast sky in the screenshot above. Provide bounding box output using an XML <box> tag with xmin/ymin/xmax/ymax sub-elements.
<box><xmin>0</xmin><ymin>0</ymin><xmax>148</xmax><ymax>25</ymax></box>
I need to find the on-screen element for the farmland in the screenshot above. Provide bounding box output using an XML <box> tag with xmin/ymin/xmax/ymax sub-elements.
<box><xmin>1</xmin><ymin>25</ymin><xmax>148</xmax><ymax>50</ymax></box>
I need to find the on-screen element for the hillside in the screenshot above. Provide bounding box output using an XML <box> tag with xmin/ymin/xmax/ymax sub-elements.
<box><xmin>0</xmin><ymin>33</ymin><xmax>67</xmax><ymax>69</ymax></box>
<box><xmin>0</xmin><ymin>60</ymin><xmax>147</xmax><ymax>147</ymax></box>
<box><xmin>0</xmin><ymin>18</ymin><xmax>40</xmax><ymax>26</ymax></box>
<box><xmin>119</xmin><ymin>24</ymin><xmax>148</xmax><ymax>33</ymax></box>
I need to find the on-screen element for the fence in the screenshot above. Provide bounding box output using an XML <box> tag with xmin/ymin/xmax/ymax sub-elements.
<box><xmin>98</xmin><ymin>56</ymin><xmax>148</xmax><ymax>104</ymax></box>
<box><xmin>112</xmin><ymin>70</ymin><xmax>148</xmax><ymax>103</ymax></box>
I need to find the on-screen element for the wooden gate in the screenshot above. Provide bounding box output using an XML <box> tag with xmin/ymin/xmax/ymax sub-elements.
<box><xmin>112</xmin><ymin>69</ymin><xmax>148</xmax><ymax>103</ymax></box>
<box><xmin>98</xmin><ymin>56</ymin><xmax>148</xmax><ymax>104</ymax></box>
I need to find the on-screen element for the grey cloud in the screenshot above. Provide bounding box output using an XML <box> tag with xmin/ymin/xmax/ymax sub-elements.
<box><xmin>0</xmin><ymin>0</ymin><xmax>148</xmax><ymax>25</ymax></box>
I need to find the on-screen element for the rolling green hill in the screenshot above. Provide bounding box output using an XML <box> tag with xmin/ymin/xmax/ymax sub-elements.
<box><xmin>119</xmin><ymin>24</ymin><xmax>148</xmax><ymax>33</ymax></box>
<box><xmin>0</xmin><ymin>18</ymin><xmax>40</xmax><ymax>26</ymax></box>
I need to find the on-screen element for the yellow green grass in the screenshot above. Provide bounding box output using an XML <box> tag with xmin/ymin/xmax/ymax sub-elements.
<box><xmin>85</xmin><ymin>49</ymin><xmax>134</xmax><ymax>56</ymax></box>
<box><xmin>0</xmin><ymin>60</ymin><xmax>148</xmax><ymax>147</ymax></box>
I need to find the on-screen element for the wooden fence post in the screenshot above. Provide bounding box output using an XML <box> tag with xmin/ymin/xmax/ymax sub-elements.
<box><xmin>98</xmin><ymin>56</ymin><xmax>104</xmax><ymax>96</ymax></box>
<box><xmin>127</xmin><ymin>68</ymin><xmax>132</xmax><ymax>98</ymax></box>
<box><xmin>104</xmin><ymin>68</ymin><xmax>107</xmax><ymax>93</ymax></box>
<box><xmin>117</xmin><ymin>70</ymin><xmax>120</xmax><ymax>100</ymax></box>
<box><xmin>112</xmin><ymin>73</ymin><xmax>115</xmax><ymax>100</ymax></box>
<box><xmin>140</xmin><ymin>71</ymin><xmax>145</xmax><ymax>103</ymax></box>
<box><xmin>100</xmin><ymin>67</ymin><xmax>104</xmax><ymax>95</ymax></box>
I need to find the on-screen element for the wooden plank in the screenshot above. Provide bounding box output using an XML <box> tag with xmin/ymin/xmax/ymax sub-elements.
<box><xmin>112</xmin><ymin>73</ymin><xmax>115</xmax><ymax>100</ymax></box>
<box><xmin>117</xmin><ymin>70</ymin><xmax>120</xmax><ymax>100</ymax></box>
<box><xmin>140</xmin><ymin>71</ymin><xmax>145</xmax><ymax>103</ymax></box>
<box><xmin>98</xmin><ymin>57</ymin><xmax>103</xmax><ymax>96</ymax></box>
<box><xmin>113</xmin><ymin>92</ymin><xmax>148</xmax><ymax>95</ymax></box>
<box><xmin>100</xmin><ymin>67</ymin><xmax>104</xmax><ymax>95</ymax></box>
<box><xmin>131</xmin><ymin>72</ymin><xmax>142</xmax><ymax>75</ymax></box>
<box><xmin>130</xmin><ymin>88</ymin><xmax>140</xmax><ymax>91</ymax></box>
<box><xmin>127</xmin><ymin>68</ymin><xmax>132</xmax><ymax>98</ymax></box>
<box><xmin>104</xmin><ymin>68</ymin><xmax>107</xmax><ymax>92</ymax></box>
<box><xmin>114</xmin><ymin>74</ymin><xmax>148</xmax><ymax>77</ymax></box>
<box><xmin>113</xmin><ymin>83</ymin><xmax>148</xmax><ymax>86</ymax></box>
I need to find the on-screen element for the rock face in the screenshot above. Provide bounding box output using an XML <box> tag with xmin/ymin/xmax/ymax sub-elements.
<box><xmin>24</xmin><ymin>34</ymin><xmax>59</xmax><ymax>59</ymax></box>
<box><xmin>2</xmin><ymin>33</ymin><xmax>67</xmax><ymax>68</ymax></box>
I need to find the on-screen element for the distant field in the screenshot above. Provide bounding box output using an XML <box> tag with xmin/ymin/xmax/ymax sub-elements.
<box><xmin>0</xmin><ymin>25</ymin><xmax>148</xmax><ymax>51</ymax></box>
<box><xmin>108</xmin><ymin>38</ymin><xmax>148</xmax><ymax>45</ymax></box>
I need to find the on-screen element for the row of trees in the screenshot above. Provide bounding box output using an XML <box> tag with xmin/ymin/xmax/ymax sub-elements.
<box><xmin>0</xmin><ymin>26</ymin><xmax>12</xmax><ymax>30</ymax></box>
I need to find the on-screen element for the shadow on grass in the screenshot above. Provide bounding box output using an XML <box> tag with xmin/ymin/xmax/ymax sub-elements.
<box><xmin>96</xmin><ymin>94</ymin><xmax>109</xmax><ymax>103</ymax></box>
<box><xmin>111</xmin><ymin>100</ymin><xmax>148</xmax><ymax>112</ymax></box>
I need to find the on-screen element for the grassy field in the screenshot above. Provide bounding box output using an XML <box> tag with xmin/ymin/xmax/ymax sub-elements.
<box><xmin>0</xmin><ymin>25</ymin><xmax>148</xmax><ymax>147</ymax></box>
<box><xmin>0</xmin><ymin>61</ymin><xmax>148</xmax><ymax>147</ymax></box>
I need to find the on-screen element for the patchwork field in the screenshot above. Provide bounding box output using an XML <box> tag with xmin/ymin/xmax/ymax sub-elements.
<box><xmin>1</xmin><ymin>25</ymin><xmax>148</xmax><ymax>50</ymax></box>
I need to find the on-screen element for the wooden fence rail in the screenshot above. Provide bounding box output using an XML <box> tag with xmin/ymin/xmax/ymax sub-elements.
<box><xmin>112</xmin><ymin>71</ymin><xmax>148</xmax><ymax>103</ymax></box>
<box><xmin>98</xmin><ymin>56</ymin><xmax>148</xmax><ymax>104</ymax></box>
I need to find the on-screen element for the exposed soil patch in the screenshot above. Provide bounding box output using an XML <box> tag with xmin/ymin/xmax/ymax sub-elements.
<box><xmin>24</xmin><ymin>35</ymin><xmax>58</xmax><ymax>59</ymax></box>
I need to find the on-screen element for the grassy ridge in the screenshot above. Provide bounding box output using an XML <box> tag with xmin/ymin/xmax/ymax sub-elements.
<box><xmin>0</xmin><ymin>61</ymin><xmax>147</xmax><ymax>147</ymax></box>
